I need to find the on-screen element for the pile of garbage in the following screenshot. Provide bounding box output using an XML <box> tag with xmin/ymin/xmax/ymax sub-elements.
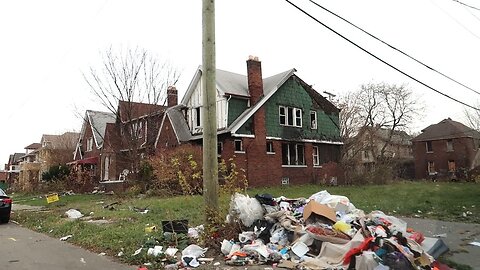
<box><xmin>219</xmin><ymin>190</ymin><xmax>447</xmax><ymax>269</ymax></box>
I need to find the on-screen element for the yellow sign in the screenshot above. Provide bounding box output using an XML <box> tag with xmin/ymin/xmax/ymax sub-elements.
<box><xmin>46</xmin><ymin>193</ymin><xmax>59</xmax><ymax>204</ymax></box>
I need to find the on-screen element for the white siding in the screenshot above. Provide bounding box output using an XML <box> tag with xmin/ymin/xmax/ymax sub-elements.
<box><xmin>185</xmin><ymin>77</ymin><xmax>228</xmax><ymax>132</ymax></box>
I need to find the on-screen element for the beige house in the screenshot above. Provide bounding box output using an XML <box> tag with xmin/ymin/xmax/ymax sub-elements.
<box><xmin>18</xmin><ymin>132</ymin><xmax>79</xmax><ymax>191</ymax></box>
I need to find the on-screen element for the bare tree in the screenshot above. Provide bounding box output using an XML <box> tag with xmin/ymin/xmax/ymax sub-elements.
<box><xmin>82</xmin><ymin>47</ymin><xmax>181</xmax><ymax>182</ymax></box>
<box><xmin>464</xmin><ymin>101</ymin><xmax>480</xmax><ymax>131</ymax></box>
<box><xmin>340</xmin><ymin>82</ymin><xmax>423</xmax><ymax>162</ymax></box>
<box><xmin>84</xmin><ymin>47</ymin><xmax>180</xmax><ymax>114</ymax></box>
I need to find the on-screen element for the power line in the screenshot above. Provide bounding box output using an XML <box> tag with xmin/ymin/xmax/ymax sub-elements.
<box><xmin>309</xmin><ymin>0</ymin><xmax>480</xmax><ymax>97</ymax></box>
<box><xmin>431</xmin><ymin>0</ymin><xmax>480</xmax><ymax>41</ymax></box>
<box><xmin>452</xmin><ymin>0</ymin><xmax>480</xmax><ymax>11</ymax></box>
<box><xmin>283</xmin><ymin>0</ymin><xmax>480</xmax><ymax>111</ymax></box>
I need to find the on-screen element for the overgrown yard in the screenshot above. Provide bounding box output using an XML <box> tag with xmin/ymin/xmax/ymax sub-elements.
<box><xmin>11</xmin><ymin>181</ymin><xmax>480</xmax><ymax>267</ymax></box>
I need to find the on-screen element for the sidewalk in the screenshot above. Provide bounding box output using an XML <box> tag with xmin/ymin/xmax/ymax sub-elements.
<box><xmin>402</xmin><ymin>217</ymin><xmax>480</xmax><ymax>269</ymax></box>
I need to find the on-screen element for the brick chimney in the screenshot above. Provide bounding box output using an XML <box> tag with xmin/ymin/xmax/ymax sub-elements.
<box><xmin>247</xmin><ymin>55</ymin><xmax>263</xmax><ymax>105</ymax></box>
<box><xmin>167</xmin><ymin>86</ymin><xmax>177</xmax><ymax>107</ymax></box>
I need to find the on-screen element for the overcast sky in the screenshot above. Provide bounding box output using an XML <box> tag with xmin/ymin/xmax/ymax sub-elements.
<box><xmin>1</xmin><ymin>0</ymin><xmax>480</xmax><ymax>166</ymax></box>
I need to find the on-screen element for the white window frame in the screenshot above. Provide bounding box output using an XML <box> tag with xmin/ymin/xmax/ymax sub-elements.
<box><xmin>266</xmin><ymin>141</ymin><xmax>275</xmax><ymax>154</ymax></box>
<box><xmin>234</xmin><ymin>139</ymin><xmax>244</xmax><ymax>153</ymax></box>
<box><xmin>86</xmin><ymin>137</ymin><xmax>93</xmax><ymax>152</ymax></box>
<box><xmin>279</xmin><ymin>105</ymin><xmax>302</xmax><ymax>127</ymax></box>
<box><xmin>282</xmin><ymin>143</ymin><xmax>306</xmax><ymax>166</ymax></box>
<box><xmin>310</xmin><ymin>111</ymin><xmax>317</xmax><ymax>129</ymax></box>
<box><xmin>427</xmin><ymin>161</ymin><xmax>435</xmax><ymax>175</ymax></box>
<box><xmin>313</xmin><ymin>145</ymin><xmax>320</xmax><ymax>166</ymax></box>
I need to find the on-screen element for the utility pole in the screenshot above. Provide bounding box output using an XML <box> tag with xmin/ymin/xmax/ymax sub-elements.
<box><xmin>202</xmin><ymin>0</ymin><xmax>219</xmax><ymax>215</ymax></box>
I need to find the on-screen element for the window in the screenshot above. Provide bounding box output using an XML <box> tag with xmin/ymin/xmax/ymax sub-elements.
<box><xmin>217</xmin><ymin>142</ymin><xmax>223</xmax><ymax>156</ymax></box>
<box><xmin>282</xmin><ymin>143</ymin><xmax>305</xmax><ymax>166</ymax></box>
<box><xmin>427</xmin><ymin>161</ymin><xmax>435</xmax><ymax>175</ymax></box>
<box><xmin>310</xmin><ymin>111</ymin><xmax>317</xmax><ymax>129</ymax></box>
<box><xmin>194</xmin><ymin>107</ymin><xmax>201</xmax><ymax>128</ymax></box>
<box><xmin>446</xmin><ymin>139</ymin><xmax>453</xmax><ymax>152</ymax></box>
<box><xmin>86</xmin><ymin>137</ymin><xmax>93</xmax><ymax>152</ymax></box>
<box><xmin>448</xmin><ymin>160</ymin><xmax>456</xmax><ymax>172</ymax></box>
<box><xmin>426</xmin><ymin>141</ymin><xmax>433</xmax><ymax>153</ymax></box>
<box><xmin>266</xmin><ymin>141</ymin><xmax>275</xmax><ymax>154</ymax></box>
<box><xmin>279</xmin><ymin>106</ymin><xmax>302</xmax><ymax>127</ymax></box>
<box><xmin>313</xmin><ymin>146</ymin><xmax>320</xmax><ymax>166</ymax></box>
<box><xmin>234</xmin><ymin>139</ymin><xmax>244</xmax><ymax>153</ymax></box>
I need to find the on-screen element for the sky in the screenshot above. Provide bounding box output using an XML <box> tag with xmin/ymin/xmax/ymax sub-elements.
<box><xmin>1</xmin><ymin>0</ymin><xmax>480</xmax><ymax>166</ymax></box>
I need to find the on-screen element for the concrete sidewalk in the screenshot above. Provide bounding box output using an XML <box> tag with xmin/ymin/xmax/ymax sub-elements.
<box><xmin>402</xmin><ymin>217</ymin><xmax>480</xmax><ymax>269</ymax></box>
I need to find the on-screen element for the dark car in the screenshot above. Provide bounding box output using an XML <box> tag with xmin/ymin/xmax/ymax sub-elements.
<box><xmin>0</xmin><ymin>188</ymin><xmax>12</xmax><ymax>223</ymax></box>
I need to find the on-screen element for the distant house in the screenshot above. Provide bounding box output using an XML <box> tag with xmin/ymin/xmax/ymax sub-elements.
<box><xmin>412</xmin><ymin>118</ymin><xmax>480</xmax><ymax>180</ymax></box>
<box><xmin>350</xmin><ymin>126</ymin><xmax>413</xmax><ymax>173</ymax></box>
<box><xmin>17</xmin><ymin>133</ymin><xmax>79</xmax><ymax>191</ymax></box>
<box><xmin>71</xmin><ymin>110</ymin><xmax>116</xmax><ymax>181</ymax></box>
<box><xmin>155</xmin><ymin>57</ymin><xmax>342</xmax><ymax>186</ymax></box>
<box><xmin>100</xmin><ymin>100</ymin><xmax>167</xmax><ymax>182</ymax></box>
<box><xmin>6</xmin><ymin>153</ymin><xmax>25</xmax><ymax>186</ymax></box>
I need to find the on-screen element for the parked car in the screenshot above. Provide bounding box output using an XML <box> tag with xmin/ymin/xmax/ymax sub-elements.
<box><xmin>0</xmin><ymin>188</ymin><xmax>12</xmax><ymax>223</ymax></box>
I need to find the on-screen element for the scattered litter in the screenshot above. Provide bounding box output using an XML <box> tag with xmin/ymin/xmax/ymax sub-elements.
<box><xmin>188</xmin><ymin>224</ymin><xmax>204</xmax><ymax>239</ymax></box>
<box><xmin>8</xmin><ymin>238</ymin><xmax>16</xmax><ymax>242</ymax></box>
<box><xmin>65</xmin><ymin>209</ymin><xmax>83</xmax><ymax>219</ymax></box>
<box><xmin>162</xmin><ymin>219</ymin><xmax>189</xmax><ymax>234</ymax></box>
<box><xmin>144</xmin><ymin>225</ymin><xmax>157</xmax><ymax>233</ymax></box>
<box><xmin>228</xmin><ymin>193</ymin><xmax>264</xmax><ymax>227</ymax></box>
<box><xmin>103</xmin><ymin>202</ymin><xmax>119</xmax><ymax>210</ymax></box>
<box><xmin>469</xmin><ymin>241</ymin><xmax>480</xmax><ymax>247</ymax></box>
<box><xmin>131</xmin><ymin>206</ymin><xmax>149</xmax><ymax>214</ymax></box>
<box><xmin>133</xmin><ymin>248</ymin><xmax>143</xmax><ymax>256</ymax></box>
<box><xmin>117</xmin><ymin>251</ymin><xmax>124</xmax><ymax>257</ymax></box>
<box><xmin>60</xmin><ymin>235</ymin><xmax>73</xmax><ymax>241</ymax></box>
<box><xmin>181</xmin><ymin>244</ymin><xmax>207</xmax><ymax>268</ymax></box>
<box><xmin>147</xmin><ymin>245</ymin><xmax>163</xmax><ymax>257</ymax></box>
<box><xmin>98</xmin><ymin>252</ymin><xmax>106</xmax><ymax>256</ymax></box>
<box><xmin>433</xmin><ymin>233</ymin><xmax>447</xmax><ymax>238</ymax></box>
<box><xmin>165</xmin><ymin>247</ymin><xmax>178</xmax><ymax>257</ymax></box>
<box><xmin>213</xmin><ymin>262</ymin><xmax>220</xmax><ymax>266</ymax></box>
<box><xmin>80</xmin><ymin>258</ymin><xmax>86</xmax><ymax>264</ymax></box>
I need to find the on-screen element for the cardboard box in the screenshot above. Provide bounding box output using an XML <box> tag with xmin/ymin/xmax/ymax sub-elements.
<box><xmin>303</xmin><ymin>200</ymin><xmax>336</xmax><ymax>223</ymax></box>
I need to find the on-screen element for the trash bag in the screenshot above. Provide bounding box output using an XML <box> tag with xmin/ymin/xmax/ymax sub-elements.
<box><xmin>65</xmin><ymin>209</ymin><xmax>83</xmax><ymax>219</ymax></box>
<box><xmin>181</xmin><ymin>244</ymin><xmax>207</xmax><ymax>268</ymax></box>
<box><xmin>309</xmin><ymin>190</ymin><xmax>356</xmax><ymax>213</ymax></box>
<box><xmin>229</xmin><ymin>193</ymin><xmax>264</xmax><ymax>227</ymax></box>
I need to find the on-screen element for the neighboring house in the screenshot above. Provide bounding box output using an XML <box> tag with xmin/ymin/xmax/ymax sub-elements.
<box><xmin>100</xmin><ymin>100</ymin><xmax>168</xmax><ymax>182</ymax></box>
<box><xmin>70</xmin><ymin>110</ymin><xmax>116</xmax><ymax>181</ymax></box>
<box><xmin>17</xmin><ymin>143</ymin><xmax>42</xmax><ymax>191</ymax></box>
<box><xmin>6</xmin><ymin>153</ymin><xmax>24</xmax><ymax>186</ymax></box>
<box><xmin>0</xmin><ymin>170</ymin><xmax>7</xmax><ymax>189</ymax></box>
<box><xmin>155</xmin><ymin>57</ymin><xmax>342</xmax><ymax>186</ymax></box>
<box><xmin>17</xmin><ymin>133</ymin><xmax>79</xmax><ymax>191</ymax></box>
<box><xmin>412</xmin><ymin>118</ymin><xmax>480</xmax><ymax>180</ymax></box>
<box><xmin>350</xmin><ymin>126</ymin><xmax>413</xmax><ymax>172</ymax></box>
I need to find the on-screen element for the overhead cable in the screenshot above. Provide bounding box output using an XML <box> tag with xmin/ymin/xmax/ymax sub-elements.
<box><xmin>284</xmin><ymin>0</ymin><xmax>480</xmax><ymax>111</ymax></box>
<box><xmin>309</xmin><ymin>0</ymin><xmax>480</xmax><ymax>96</ymax></box>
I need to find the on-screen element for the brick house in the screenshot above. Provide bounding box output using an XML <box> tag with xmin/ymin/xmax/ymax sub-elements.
<box><xmin>412</xmin><ymin>118</ymin><xmax>480</xmax><ymax>180</ymax></box>
<box><xmin>155</xmin><ymin>57</ymin><xmax>342</xmax><ymax>187</ymax></box>
<box><xmin>71</xmin><ymin>110</ymin><xmax>116</xmax><ymax>181</ymax></box>
<box><xmin>6</xmin><ymin>153</ymin><xmax>26</xmax><ymax>186</ymax></box>
<box><xmin>100</xmin><ymin>100</ymin><xmax>168</xmax><ymax>182</ymax></box>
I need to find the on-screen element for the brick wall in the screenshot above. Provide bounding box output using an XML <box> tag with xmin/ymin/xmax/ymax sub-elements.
<box><xmin>414</xmin><ymin>137</ymin><xmax>476</xmax><ymax>179</ymax></box>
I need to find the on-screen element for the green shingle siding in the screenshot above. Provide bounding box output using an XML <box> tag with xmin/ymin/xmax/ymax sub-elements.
<box><xmin>265</xmin><ymin>78</ymin><xmax>340</xmax><ymax>141</ymax></box>
<box><xmin>228</xmin><ymin>97</ymin><xmax>252</xmax><ymax>134</ymax></box>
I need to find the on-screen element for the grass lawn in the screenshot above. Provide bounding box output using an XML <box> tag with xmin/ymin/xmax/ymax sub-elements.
<box><xmin>10</xmin><ymin>181</ymin><xmax>480</xmax><ymax>266</ymax></box>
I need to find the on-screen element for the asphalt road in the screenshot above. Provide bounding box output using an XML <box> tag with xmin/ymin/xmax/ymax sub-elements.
<box><xmin>0</xmin><ymin>222</ymin><xmax>136</xmax><ymax>270</ymax></box>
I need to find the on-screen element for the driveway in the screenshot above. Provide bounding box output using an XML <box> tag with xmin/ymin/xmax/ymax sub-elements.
<box><xmin>0</xmin><ymin>222</ymin><xmax>136</xmax><ymax>270</ymax></box>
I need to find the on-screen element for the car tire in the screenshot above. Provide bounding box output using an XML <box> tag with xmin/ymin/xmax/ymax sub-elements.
<box><xmin>0</xmin><ymin>214</ymin><xmax>10</xmax><ymax>224</ymax></box>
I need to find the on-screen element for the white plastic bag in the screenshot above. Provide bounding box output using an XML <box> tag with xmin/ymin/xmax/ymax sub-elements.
<box><xmin>309</xmin><ymin>190</ymin><xmax>356</xmax><ymax>213</ymax></box>
<box><xmin>229</xmin><ymin>193</ymin><xmax>264</xmax><ymax>227</ymax></box>
<box><xmin>181</xmin><ymin>244</ymin><xmax>207</xmax><ymax>268</ymax></box>
<box><xmin>65</xmin><ymin>209</ymin><xmax>83</xmax><ymax>219</ymax></box>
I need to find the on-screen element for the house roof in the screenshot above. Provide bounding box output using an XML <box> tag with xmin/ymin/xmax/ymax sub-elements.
<box><xmin>8</xmin><ymin>153</ymin><xmax>24</xmax><ymax>164</ymax></box>
<box><xmin>24</xmin><ymin>143</ymin><xmax>41</xmax><ymax>150</ymax></box>
<box><xmin>118</xmin><ymin>101</ymin><xmax>166</xmax><ymax>122</ymax></box>
<box><xmin>82</xmin><ymin>110</ymin><xmax>116</xmax><ymax>149</ymax></box>
<box><xmin>412</xmin><ymin>118</ymin><xmax>480</xmax><ymax>142</ymax></box>
<box><xmin>41</xmin><ymin>132</ymin><xmax>79</xmax><ymax>150</ymax></box>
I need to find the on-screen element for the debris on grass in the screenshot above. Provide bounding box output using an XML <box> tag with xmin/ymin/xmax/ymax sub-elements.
<box><xmin>60</xmin><ymin>235</ymin><xmax>72</xmax><ymax>241</ymax></box>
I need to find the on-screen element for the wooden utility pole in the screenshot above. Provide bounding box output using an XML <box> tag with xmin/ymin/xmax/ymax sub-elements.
<box><xmin>202</xmin><ymin>0</ymin><xmax>219</xmax><ymax>214</ymax></box>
